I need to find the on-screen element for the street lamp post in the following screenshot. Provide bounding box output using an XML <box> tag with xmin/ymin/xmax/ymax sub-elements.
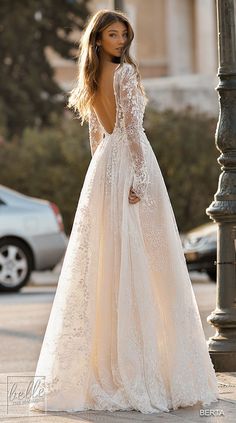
<box><xmin>206</xmin><ymin>0</ymin><xmax>236</xmax><ymax>371</ymax></box>
<box><xmin>109</xmin><ymin>0</ymin><xmax>124</xmax><ymax>11</ymax></box>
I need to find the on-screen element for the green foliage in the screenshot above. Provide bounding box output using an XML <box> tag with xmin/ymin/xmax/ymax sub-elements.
<box><xmin>144</xmin><ymin>107</ymin><xmax>219</xmax><ymax>232</ymax></box>
<box><xmin>0</xmin><ymin>108</ymin><xmax>220</xmax><ymax>234</ymax></box>
<box><xmin>0</xmin><ymin>115</ymin><xmax>90</xmax><ymax>233</ymax></box>
<box><xmin>0</xmin><ymin>0</ymin><xmax>89</xmax><ymax>138</ymax></box>
<box><xmin>0</xmin><ymin>98</ymin><xmax>7</xmax><ymax>139</ymax></box>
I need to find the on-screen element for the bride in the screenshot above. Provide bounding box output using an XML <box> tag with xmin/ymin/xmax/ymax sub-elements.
<box><xmin>29</xmin><ymin>9</ymin><xmax>219</xmax><ymax>414</ymax></box>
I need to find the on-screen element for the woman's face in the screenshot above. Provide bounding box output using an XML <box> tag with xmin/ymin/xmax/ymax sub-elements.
<box><xmin>97</xmin><ymin>21</ymin><xmax>128</xmax><ymax>59</ymax></box>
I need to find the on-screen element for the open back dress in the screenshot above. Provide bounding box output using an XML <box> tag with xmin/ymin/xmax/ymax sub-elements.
<box><xmin>29</xmin><ymin>62</ymin><xmax>219</xmax><ymax>414</ymax></box>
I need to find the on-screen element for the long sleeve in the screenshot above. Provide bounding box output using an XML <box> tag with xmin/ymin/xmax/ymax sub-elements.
<box><xmin>88</xmin><ymin>108</ymin><xmax>103</xmax><ymax>157</ymax></box>
<box><xmin>120</xmin><ymin>65</ymin><xmax>149</xmax><ymax>200</ymax></box>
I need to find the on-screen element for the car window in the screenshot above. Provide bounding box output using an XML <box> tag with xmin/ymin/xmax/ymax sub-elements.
<box><xmin>0</xmin><ymin>198</ymin><xmax>5</xmax><ymax>205</ymax></box>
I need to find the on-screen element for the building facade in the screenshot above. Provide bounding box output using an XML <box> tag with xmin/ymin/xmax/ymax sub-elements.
<box><xmin>47</xmin><ymin>0</ymin><xmax>219</xmax><ymax>115</ymax></box>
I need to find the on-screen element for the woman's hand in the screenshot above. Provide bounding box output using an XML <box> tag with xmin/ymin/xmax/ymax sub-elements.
<box><xmin>128</xmin><ymin>187</ymin><xmax>140</xmax><ymax>204</ymax></box>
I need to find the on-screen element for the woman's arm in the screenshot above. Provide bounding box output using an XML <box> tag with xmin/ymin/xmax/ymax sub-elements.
<box><xmin>120</xmin><ymin>64</ymin><xmax>149</xmax><ymax>200</ymax></box>
<box><xmin>88</xmin><ymin>108</ymin><xmax>103</xmax><ymax>157</ymax></box>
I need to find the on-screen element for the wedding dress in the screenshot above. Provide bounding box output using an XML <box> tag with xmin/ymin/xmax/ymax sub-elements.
<box><xmin>29</xmin><ymin>63</ymin><xmax>219</xmax><ymax>414</ymax></box>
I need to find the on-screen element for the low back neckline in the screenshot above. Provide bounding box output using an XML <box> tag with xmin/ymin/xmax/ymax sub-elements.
<box><xmin>92</xmin><ymin>63</ymin><xmax>122</xmax><ymax>137</ymax></box>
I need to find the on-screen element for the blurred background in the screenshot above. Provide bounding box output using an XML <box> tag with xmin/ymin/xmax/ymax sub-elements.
<box><xmin>0</xmin><ymin>0</ymin><xmax>220</xmax><ymax>292</ymax></box>
<box><xmin>0</xmin><ymin>1</ymin><xmax>223</xmax><ymax>397</ymax></box>
<box><xmin>0</xmin><ymin>0</ymin><xmax>219</xmax><ymax>232</ymax></box>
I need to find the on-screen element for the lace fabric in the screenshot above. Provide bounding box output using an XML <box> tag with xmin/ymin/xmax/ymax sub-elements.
<box><xmin>119</xmin><ymin>64</ymin><xmax>150</xmax><ymax>199</ymax></box>
<box><xmin>88</xmin><ymin>107</ymin><xmax>103</xmax><ymax>157</ymax></box>
<box><xmin>29</xmin><ymin>63</ymin><xmax>219</xmax><ymax>414</ymax></box>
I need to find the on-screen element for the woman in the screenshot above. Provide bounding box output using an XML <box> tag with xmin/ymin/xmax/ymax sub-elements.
<box><xmin>29</xmin><ymin>9</ymin><xmax>219</xmax><ymax>414</ymax></box>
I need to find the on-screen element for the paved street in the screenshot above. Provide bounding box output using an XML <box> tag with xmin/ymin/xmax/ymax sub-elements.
<box><xmin>0</xmin><ymin>272</ymin><xmax>235</xmax><ymax>422</ymax></box>
<box><xmin>0</xmin><ymin>271</ymin><xmax>217</xmax><ymax>374</ymax></box>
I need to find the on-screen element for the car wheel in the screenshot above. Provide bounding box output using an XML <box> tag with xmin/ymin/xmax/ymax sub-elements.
<box><xmin>0</xmin><ymin>239</ymin><xmax>33</xmax><ymax>292</ymax></box>
<box><xmin>207</xmin><ymin>268</ymin><xmax>216</xmax><ymax>283</ymax></box>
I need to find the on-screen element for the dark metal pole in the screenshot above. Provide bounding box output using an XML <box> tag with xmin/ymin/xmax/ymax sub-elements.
<box><xmin>109</xmin><ymin>0</ymin><xmax>124</xmax><ymax>12</ymax></box>
<box><xmin>114</xmin><ymin>0</ymin><xmax>124</xmax><ymax>11</ymax></box>
<box><xmin>206</xmin><ymin>0</ymin><xmax>236</xmax><ymax>371</ymax></box>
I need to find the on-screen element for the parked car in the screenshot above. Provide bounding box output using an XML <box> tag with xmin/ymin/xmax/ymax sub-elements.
<box><xmin>182</xmin><ymin>222</ymin><xmax>217</xmax><ymax>282</ymax></box>
<box><xmin>0</xmin><ymin>185</ymin><xmax>68</xmax><ymax>292</ymax></box>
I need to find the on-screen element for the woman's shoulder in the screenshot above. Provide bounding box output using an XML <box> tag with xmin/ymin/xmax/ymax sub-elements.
<box><xmin>118</xmin><ymin>62</ymin><xmax>136</xmax><ymax>79</ymax></box>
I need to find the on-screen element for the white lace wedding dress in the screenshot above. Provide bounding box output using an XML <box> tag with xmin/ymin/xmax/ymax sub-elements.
<box><xmin>29</xmin><ymin>63</ymin><xmax>219</xmax><ymax>414</ymax></box>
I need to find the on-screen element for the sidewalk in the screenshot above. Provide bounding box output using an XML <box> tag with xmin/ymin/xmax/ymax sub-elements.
<box><xmin>0</xmin><ymin>372</ymin><xmax>235</xmax><ymax>422</ymax></box>
<box><xmin>2</xmin><ymin>273</ymin><xmax>234</xmax><ymax>421</ymax></box>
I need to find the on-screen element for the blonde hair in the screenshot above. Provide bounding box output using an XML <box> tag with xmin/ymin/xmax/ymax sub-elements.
<box><xmin>67</xmin><ymin>9</ymin><xmax>146</xmax><ymax>124</ymax></box>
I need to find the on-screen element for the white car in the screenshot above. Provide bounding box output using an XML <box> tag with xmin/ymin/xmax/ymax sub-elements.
<box><xmin>0</xmin><ymin>185</ymin><xmax>68</xmax><ymax>292</ymax></box>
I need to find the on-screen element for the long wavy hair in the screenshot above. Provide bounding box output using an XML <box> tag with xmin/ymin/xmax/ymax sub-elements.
<box><xmin>67</xmin><ymin>9</ymin><xmax>146</xmax><ymax>124</ymax></box>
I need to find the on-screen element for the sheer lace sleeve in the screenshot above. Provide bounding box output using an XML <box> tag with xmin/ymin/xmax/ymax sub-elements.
<box><xmin>120</xmin><ymin>64</ymin><xmax>149</xmax><ymax>200</ymax></box>
<box><xmin>88</xmin><ymin>108</ymin><xmax>103</xmax><ymax>157</ymax></box>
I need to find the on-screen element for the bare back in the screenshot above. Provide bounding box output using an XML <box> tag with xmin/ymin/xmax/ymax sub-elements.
<box><xmin>92</xmin><ymin>64</ymin><xmax>118</xmax><ymax>135</ymax></box>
